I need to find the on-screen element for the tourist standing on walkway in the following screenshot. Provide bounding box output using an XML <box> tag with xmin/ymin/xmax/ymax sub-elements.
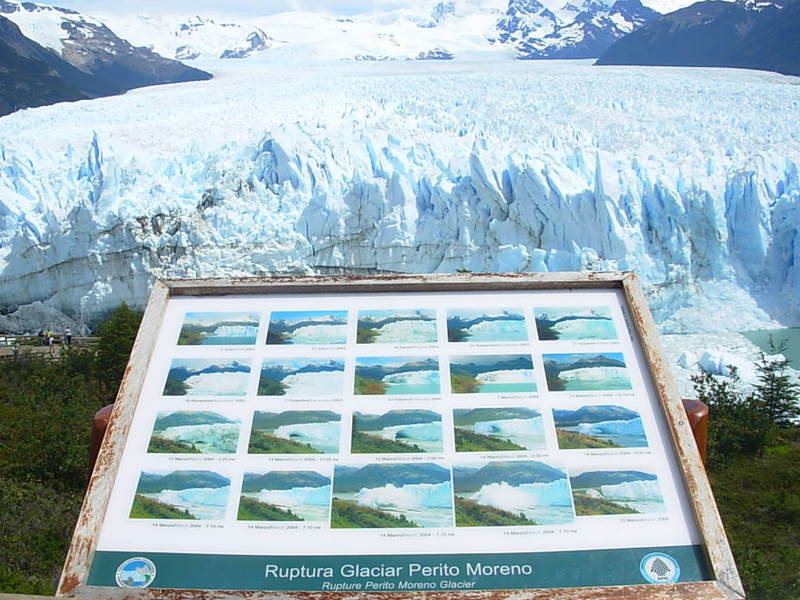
<box><xmin>38</xmin><ymin>328</ymin><xmax>45</xmax><ymax>346</ymax></box>
<box><xmin>48</xmin><ymin>330</ymin><xmax>55</xmax><ymax>356</ymax></box>
<box><xmin>64</xmin><ymin>326</ymin><xmax>72</xmax><ymax>346</ymax></box>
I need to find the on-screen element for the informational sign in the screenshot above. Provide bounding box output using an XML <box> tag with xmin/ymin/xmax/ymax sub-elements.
<box><xmin>60</xmin><ymin>275</ymin><xmax>743</xmax><ymax>599</ymax></box>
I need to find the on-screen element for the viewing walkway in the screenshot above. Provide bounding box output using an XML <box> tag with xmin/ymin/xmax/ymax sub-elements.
<box><xmin>0</xmin><ymin>336</ymin><xmax>98</xmax><ymax>360</ymax></box>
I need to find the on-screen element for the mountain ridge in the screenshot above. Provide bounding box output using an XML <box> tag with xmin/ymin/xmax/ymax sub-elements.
<box><xmin>596</xmin><ymin>0</ymin><xmax>800</xmax><ymax>76</ymax></box>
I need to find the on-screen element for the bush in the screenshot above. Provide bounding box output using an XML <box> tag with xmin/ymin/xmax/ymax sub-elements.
<box><xmin>0</xmin><ymin>303</ymin><xmax>142</xmax><ymax>595</ymax></box>
<box><xmin>752</xmin><ymin>341</ymin><xmax>800</xmax><ymax>427</ymax></box>
<box><xmin>0</xmin><ymin>478</ymin><xmax>83</xmax><ymax>594</ymax></box>
<box><xmin>94</xmin><ymin>302</ymin><xmax>143</xmax><ymax>400</ymax></box>
<box><xmin>691</xmin><ymin>367</ymin><xmax>774</xmax><ymax>467</ymax></box>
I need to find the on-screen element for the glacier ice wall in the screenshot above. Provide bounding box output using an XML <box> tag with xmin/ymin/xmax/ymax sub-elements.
<box><xmin>0</xmin><ymin>60</ymin><xmax>798</xmax><ymax>331</ymax></box>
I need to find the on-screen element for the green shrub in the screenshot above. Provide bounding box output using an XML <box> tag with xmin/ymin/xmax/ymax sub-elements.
<box><xmin>691</xmin><ymin>368</ymin><xmax>774</xmax><ymax>467</ymax></box>
<box><xmin>0</xmin><ymin>303</ymin><xmax>142</xmax><ymax>595</ymax></box>
<box><xmin>752</xmin><ymin>341</ymin><xmax>800</xmax><ymax>427</ymax></box>
<box><xmin>0</xmin><ymin>478</ymin><xmax>83</xmax><ymax>594</ymax></box>
<box><xmin>94</xmin><ymin>302</ymin><xmax>143</xmax><ymax>400</ymax></box>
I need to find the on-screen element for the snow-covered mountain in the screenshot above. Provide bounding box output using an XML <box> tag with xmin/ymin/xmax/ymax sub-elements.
<box><xmin>95</xmin><ymin>3</ymin><xmax>509</xmax><ymax>62</ymax></box>
<box><xmin>493</xmin><ymin>0</ymin><xmax>659</xmax><ymax>59</ymax></box>
<box><xmin>92</xmin><ymin>0</ymin><xmax>669</xmax><ymax>62</ymax></box>
<box><xmin>0</xmin><ymin>0</ymin><xmax>211</xmax><ymax>99</ymax></box>
<box><xmin>0</xmin><ymin>60</ymin><xmax>797</xmax><ymax>334</ymax></box>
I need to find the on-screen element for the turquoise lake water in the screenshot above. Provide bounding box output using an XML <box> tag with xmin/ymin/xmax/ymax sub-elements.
<box><xmin>201</xmin><ymin>336</ymin><xmax>256</xmax><ymax>345</ymax></box>
<box><xmin>742</xmin><ymin>328</ymin><xmax>800</xmax><ymax>366</ymax></box>
<box><xmin>385</xmin><ymin>382</ymin><xmax>441</xmax><ymax>395</ymax></box>
<box><xmin>477</xmin><ymin>382</ymin><xmax>537</xmax><ymax>393</ymax></box>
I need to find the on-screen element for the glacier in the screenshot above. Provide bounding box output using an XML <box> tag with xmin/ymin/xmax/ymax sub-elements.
<box><xmin>272</xmin><ymin>421</ymin><xmax>340</xmax><ymax>453</ymax></box>
<box><xmin>342</xmin><ymin>481</ymin><xmax>454</xmax><ymax>527</ymax></box>
<box><xmin>256</xmin><ymin>485</ymin><xmax>332</xmax><ymax>507</ymax></box>
<box><xmin>469</xmin><ymin>480</ymin><xmax>574</xmax><ymax>524</ymax></box>
<box><xmin>183</xmin><ymin>372</ymin><xmax>249</xmax><ymax>396</ymax></box>
<box><xmin>559</xmin><ymin>366</ymin><xmax>632</xmax><ymax>390</ymax></box>
<box><xmin>159</xmin><ymin>423</ymin><xmax>240</xmax><ymax>453</ymax></box>
<box><xmin>575</xmin><ymin>416</ymin><xmax>644</xmax><ymax>437</ymax></box>
<box><xmin>382</xmin><ymin>369</ymin><xmax>441</xmax><ymax>394</ymax></box>
<box><xmin>593</xmin><ymin>479</ymin><xmax>665</xmax><ymax>513</ymax></box>
<box><xmin>369</xmin><ymin>319</ymin><xmax>438</xmax><ymax>343</ymax></box>
<box><xmin>281</xmin><ymin>371</ymin><xmax>344</xmax><ymax>396</ymax></box>
<box><xmin>353</xmin><ymin>481</ymin><xmax>453</xmax><ymax>510</ymax></box>
<box><xmin>466</xmin><ymin>318</ymin><xmax>528</xmax><ymax>341</ymax></box>
<box><xmin>471</xmin><ymin>417</ymin><xmax>546</xmax><ymax>449</ymax></box>
<box><xmin>0</xmin><ymin>59</ymin><xmax>798</xmax><ymax>335</ymax></box>
<box><xmin>371</xmin><ymin>422</ymin><xmax>444</xmax><ymax>452</ymax></box>
<box><xmin>146</xmin><ymin>485</ymin><xmax>230</xmax><ymax>520</ymax></box>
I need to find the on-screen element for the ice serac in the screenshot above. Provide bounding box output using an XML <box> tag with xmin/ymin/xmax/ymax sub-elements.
<box><xmin>0</xmin><ymin>62</ymin><xmax>798</xmax><ymax>333</ymax></box>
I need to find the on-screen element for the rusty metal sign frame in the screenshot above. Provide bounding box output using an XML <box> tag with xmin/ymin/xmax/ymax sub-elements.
<box><xmin>58</xmin><ymin>272</ymin><xmax>744</xmax><ymax>600</ymax></box>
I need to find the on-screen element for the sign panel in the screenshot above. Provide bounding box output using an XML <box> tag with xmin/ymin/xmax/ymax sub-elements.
<box><xmin>60</xmin><ymin>275</ymin><xmax>742</xmax><ymax>599</ymax></box>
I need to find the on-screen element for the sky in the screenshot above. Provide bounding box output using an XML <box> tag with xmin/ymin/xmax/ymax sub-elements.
<box><xmin>35</xmin><ymin>0</ymin><xmax>414</xmax><ymax>16</ymax></box>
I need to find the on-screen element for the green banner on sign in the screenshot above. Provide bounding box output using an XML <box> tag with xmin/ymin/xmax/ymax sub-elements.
<box><xmin>89</xmin><ymin>545</ymin><xmax>709</xmax><ymax>591</ymax></box>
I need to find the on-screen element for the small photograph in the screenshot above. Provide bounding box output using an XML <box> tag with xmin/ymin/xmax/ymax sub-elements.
<box><xmin>543</xmin><ymin>352</ymin><xmax>632</xmax><ymax>391</ymax></box>
<box><xmin>352</xmin><ymin>410</ymin><xmax>443</xmax><ymax>453</ymax></box>
<box><xmin>449</xmin><ymin>354</ymin><xmax>536</xmax><ymax>394</ymax></box>
<box><xmin>177</xmin><ymin>311</ymin><xmax>260</xmax><ymax>345</ymax></box>
<box><xmin>331</xmin><ymin>463</ymin><xmax>452</xmax><ymax>528</ymax></box>
<box><xmin>446</xmin><ymin>308</ymin><xmax>528</xmax><ymax>343</ymax></box>
<box><xmin>354</xmin><ymin>356</ymin><xmax>440</xmax><ymax>395</ymax></box>
<box><xmin>148</xmin><ymin>411</ymin><xmax>240</xmax><ymax>454</ymax></box>
<box><xmin>248</xmin><ymin>411</ymin><xmax>341</xmax><ymax>454</ymax></box>
<box><xmin>258</xmin><ymin>358</ymin><xmax>345</xmax><ymax>397</ymax></box>
<box><xmin>129</xmin><ymin>470</ymin><xmax>230</xmax><ymax>520</ymax></box>
<box><xmin>534</xmin><ymin>306</ymin><xmax>617</xmax><ymax>341</ymax></box>
<box><xmin>553</xmin><ymin>405</ymin><xmax>647</xmax><ymax>449</ymax></box>
<box><xmin>356</xmin><ymin>309</ymin><xmax>437</xmax><ymax>344</ymax></box>
<box><xmin>266</xmin><ymin>310</ymin><xmax>348</xmax><ymax>345</ymax></box>
<box><xmin>238</xmin><ymin>470</ymin><xmax>332</xmax><ymax>522</ymax></box>
<box><xmin>570</xmin><ymin>470</ymin><xmax>665</xmax><ymax>515</ymax></box>
<box><xmin>163</xmin><ymin>359</ymin><xmax>251</xmax><ymax>396</ymax></box>
<box><xmin>453</xmin><ymin>408</ymin><xmax>545</xmax><ymax>452</ymax></box>
<box><xmin>452</xmin><ymin>460</ymin><xmax>573</xmax><ymax>527</ymax></box>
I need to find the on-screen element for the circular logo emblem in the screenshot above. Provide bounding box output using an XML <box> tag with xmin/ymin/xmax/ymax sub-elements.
<box><xmin>115</xmin><ymin>557</ymin><xmax>156</xmax><ymax>588</ymax></box>
<box><xmin>640</xmin><ymin>552</ymin><xmax>680</xmax><ymax>584</ymax></box>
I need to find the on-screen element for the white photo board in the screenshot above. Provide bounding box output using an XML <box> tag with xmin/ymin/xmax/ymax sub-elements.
<box><xmin>60</xmin><ymin>274</ymin><xmax>743</xmax><ymax>599</ymax></box>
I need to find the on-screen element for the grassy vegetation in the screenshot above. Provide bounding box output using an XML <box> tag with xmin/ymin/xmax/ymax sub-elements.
<box><xmin>446</xmin><ymin>326</ymin><xmax>469</xmax><ymax>342</ymax></box>
<box><xmin>544</xmin><ymin>369</ymin><xmax>566</xmax><ymax>391</ymax></box>
<box><xmin>453</xmin><ymin>427</ymin><xmax>526</xmax><ymax>452</ymax></box>
<box><xmin>707</xmin><ymin>428</ymin><xmax>800</xmax><ymax>600</ymax></box>
<box><xmin>454</xmin><ymin>496</ymin><xmax>538</xmax><ymax>527</ymax></box>
<box><xmin>237</xmin><ymin>497</ymin><xmax>303</xmax><ymax>521</ymax></box>
<box><xmin>257</xmin><ymin>377</ymin><xmax>288</xmax><ymax>396</ymax></box>
<box><xmin>129</xmin><ymin>495</ymin><xmax>197</xmax><ymax>519</ymax></box>
<box><xmin>177</xmin><ymin>328</ymin><xmax>207</xmax><ymax>345</ymax></box>
<box><xmin>265</xmin><ymin>330</ymin><xmax>290</xmax><ymax>344</ymax></box>
<box><xmin>450</xmin><ymin>373</ymin><xmax>481</xmax><ymax>393</ymax></box>
<box><xmin>555</xmin><ymin>428</ymin><xmax>621</xmax><ymax>449</ymax></box>
<box><xmin>147</xmin><ymin>435</ymin><xmax>202</xmax><ymax>454</ymax></box>
<box><xmin>354</xmin><ymin>374</ymin><xmax>386</xmax><ymax>395</ymax></box>
<box><xmin>330</xmin><ymin>497</ymin><xmax>418</xmax><ymax>528</ymax></box>
<box><xmin>163</xmin><ymin>376</ymin><xmax>189</xmax><ymax>396</ymax></box>
<box><xmin>571</xmin><ymin>492</ymin><xmax>639</xmax><ymax>516</ymax></box>
<box><xmin>356</xmin><ymin>326</ymin><xmax>379</xmax><ymax>344</ymax></box>
<box><xmin>247</xmin><ymin>430</ymin><xmax>322</xmax><ymax>454</ymax></box>
<box><xmin>351</xmin><ymin>430</ymin><xmax>424</xmax><ymax>453</ymax></box>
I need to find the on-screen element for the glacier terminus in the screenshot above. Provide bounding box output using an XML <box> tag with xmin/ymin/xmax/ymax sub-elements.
<box><xmin>0</xmin><ymin>58</ymin><xmax>798</xmax><ymax>335</ymax></box>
